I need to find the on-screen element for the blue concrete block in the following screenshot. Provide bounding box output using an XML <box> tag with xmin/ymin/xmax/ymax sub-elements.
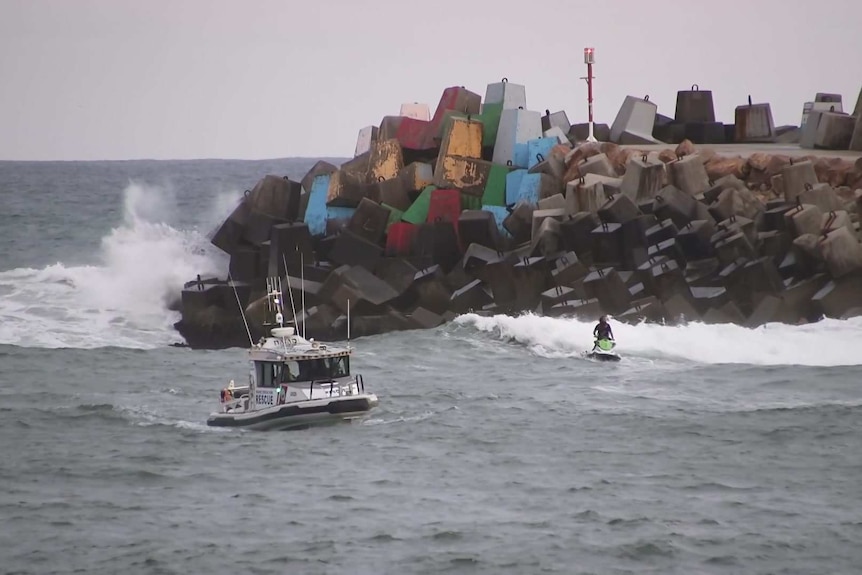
<box><xmin>527</xmin><ymin>137</ymin><xmax>558</xmax><ymax>168</ymax></box>
<box><xmin>505</xmin><ymin>169</ymin><xmax>528</xmax><ymax>206</ymax></box>
<box><xmin>515</xmin><ymin>173</ymin><xmax>543</xmax><ymax>206</ymax></box>
<box><xmin>326</xmin><ymin>206</ymin><xmax>355</xmax><ymax>221</ymax></box>
<box><xmin>304</xmin><ymin>174</ymin><xmax>331</xmax><ymax>236</ymax></box>
<box><xmin>513</xmin><ymin>142</ymin><xmax>530</xmax><ymax>168</ymax></box>
<box><xmin>482</xmin><ymin>205</ymin><xmax>512</xmax><ymax>237</ymax></box>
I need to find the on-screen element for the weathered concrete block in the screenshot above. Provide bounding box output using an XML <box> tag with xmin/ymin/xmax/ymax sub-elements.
<box><xmin>542</xmin><ymin>109</ymin><xmax>571</xmax><ymax>134</ymax></box>
<box><xmin>579</xmin><ymin>153</ymin><xmax>617</xmax><ymax>178</ymax></box>
<box><xmin>408</xmin><ymin>306</ymin><xmax>445</xmax><ymax>329</ymax></box>
<box><xmin>821</xmin><ymin>210</ymin><xmax>855</xmax><ymax>237</ymax></box>
<box><xmin>531</xmin><ymin>208</ymin><xmax>567</xmax><ymax>240</ymax></box>
<box><xmin>502</xmin><ymin>201</ymin><xmax>534</xmax><ymax>244</ymax></box>
<box><xmin>811</xmin><ymin>275</ymin><xmax>862</xmax><ymax>319</ymax></box>
<box><xmin>301</xmin><ymin>160</ymin><xmax>339</xmax><ymax>195</ymax></box>
<box><xmin>458</xmin><ymin>210</ymin><xmax>500</xmax><ymax>251</ymax></box>
<box><xmin>813</xmin><ymin>112</ymin><xmax>856</xmax><ymax>150</ymax></box>
<box><xmin>304</xmin><ymin>174</ymin><xmax>332</xmax><ymax>236</ymax></box>
<box><xmin>210</xmin><ymin>200</ymin><xmax>250</xmax><ymax>255</ymax></box>
<box><xmin>713</xmin><ymin>231</ymin><xmax>755</xmax><ymax>265</ymax></box>
<box><xmin>676</xmin><ymin>219</ymin><xmax>716</xmax><ymax>260</ymax></box>
<box><xmin>675</xmin><ymin>85</ymin><xmax>715</xmax><ymax>123</ymax></box>
<box><xmin>610</xmin><ymin>95</ymin><xmax>659</xmax><ymax>144</ymax></box>
<box><xmin>781</xmin><ymin>160</ymin><xmax>819</xmax><ymax>204</ymax></box>
<box><xmin>449</xmin><ymin>279</ymin><xmax>493</xmax><ymax>314</ymax></box>
<box><xmin>541</xmin><ymin>284</ymin><xmax>588</xmax><ymax>310</ymax></box>
<box><xmin>377</xmin><ymin>177</ymin><xmax>413</xmax><ymax>212</ymax></box>
<box><xmin>412</xmin><ymin>221</ymin><xmax>462</xmax><ymax>273</ymax></box>
<box><xmin>582</xmin><ymin>267</ymin><xmax>631</xmax><ymax>314</ymax></box>
<box><xmin>597</xmin><ymin>193</ymin><xmax>641</xmax><ymax>225</ymax></box>
<box><xmin>485</xmin><ymin>79</ymin><xmax>527</xmax><ymax>109</ymax></box>
<box><xmin>399</xmin><ymin>162</ymin><xmax>435</xmax><ymax>192</ymax></box>
<box><xmin>648</xmin><ymin>238</ymin><xmax>686</xmax><ymax>268</ymax></box>
<box><xmin>355</xmin><ymin>126</ymin><xmax>378</xmax><ymax>157</ymax></box>
<box><xmin>734</xmin><ymin>102</ymin><xmax>775</xmax><ymax>143</ymax></box>
<box><xmin>368</xmin><ymin>138</ymin><xmax>404</xmax><ymax>183</ymax></box>
<box><xmin>538</xmin><ymin>193</ymin><xmax>567</xmax><ymax>211</ymax></box>
<box><xmin>641</xmin><ymin>258</ymin><xmax>688</xmax><ymax>301</ymax></box>
<box><xmin>268</xmin><ymin>222</ymin><xmax>314</xmax><ymax>278</ymax></box>
<box><xmin>565</xmin><ymin>175</ymin><xmax>620</xmax><ymax>214</ymax></box>
<box><xmin>653</xmin><ymin>185</ymin><xmax>698</xmax><ymax>227</ymax></box>
<box><xmin>818</xmin><ymin>226</ymin><xmax>862</xmax><ymax>278</ymax></box>
<box><xmin>785</xmin><ymin>203</ymin><xmax>824</xmax><ymax>238</ymax></box>
<box><xmin>530</xmin><ymin>216</ymin><xmax>562</xmax><ymax>257</ymax></box>
<box><xmin>437</xmin><ymin>116</ymin><xmax>483</xmax><ymax>165</ymax></box>
<box><xmin>434</xmin><ymin>157</ymin><xmax>493</xmax><ymax>197</ymax></box>
<box><xmin>427</xmin><ymin>189</ymin><xmax>462</xmax><ymax>227</ymax></box>
<box><xmin>590</xmin><ymin>222</ymin><xmax>625</xmax><ymax>265</ymax></box>
<box><xmin>329</xmin><ymin>229</ymin><xmax>383</xmax><ymax>270</ymax></box>
<box><xmin>378</xmin><ymin>115</ymin><xmax>404</xmax><ymax>141</ymax></box>
<box><xmin>670</xmin><ymin>155</ymin><xmax>710</xmax><ymax>196</ymax></box>
<box><xmin>621</xmin><ymin>155</ymin><xmax>665</xmax><ymax>203</ymax></box>
<box><xmin>493</xmin><ymin>108</ymin><xmax>543</xmax><ymax>167</ymax></box>
<box><xmin>325</xmin><ymin>170</ymin><xmax>365</xmax><ymax>208</ymax></box>
<box><xmin>346</xmin><ymin>198</ymin><xmax>390</xmax><ymax>245</ymax></box>
<box><xmin>247</xmin><ymin>175</ymin><xmax>303</xmax><ymax>222</ymax></box>
<box><xmin>645</xmin><ymin>218</ymin><xmax>678</xmax><ymax>246</ymax></box>
<box><xmin>547</xmin><ymin>297</ymin><xmax>603</xmax><ymax>320</ymax></box>
<box><xmin>617</xmin><ymin>296</ymin><xmax>666</xmax><ymax>324</ymax></box>
<box><xmin>558</xmin><ymin>212</ymin><xmax>599</xmax><ymax>264</ymax></box>
<box><xmin>511</xmin><ymin>173</ymin><xmax>561</xmax><ymax>206</ymax></box>
<box><xmin>229</xmin><ymin>246</ymin><xmax>260</xmax><ymax>282</ymax></box>
<box><xmin>400</xmin><ymin>102</ymin><xmax>431</xmax><ymax>121</ymax></box>
<box><xmin>527</xmin><ymin>137</ymin><xmax>559</xmax><ymax>168</ymax></box>
<box><xmin>551</xmin><ymin>251</ymin><xmax>589</xmax><ymax>286</ymax></box>
<box><xmin>798</xmin><ymin>183</ymin><xmax>844</xmax><ymax>214</ymax></box>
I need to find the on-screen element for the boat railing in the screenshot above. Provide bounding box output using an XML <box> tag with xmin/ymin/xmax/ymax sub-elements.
<box><xmin>305</xmin><ymin>376</ymin><xmax>364</xmax><ymax>399</ymax></box>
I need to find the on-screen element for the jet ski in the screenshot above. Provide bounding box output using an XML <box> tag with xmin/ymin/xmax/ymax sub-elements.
<box><xmin>586</xmin><ymin>338</ymin><xmax>621</xmax><ymax>362</ymax></box>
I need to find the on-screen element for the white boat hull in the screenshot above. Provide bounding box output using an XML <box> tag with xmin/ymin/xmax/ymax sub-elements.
<box><xmin>207</xmin><ymin>393</ymin><xmax>379</xmax><ymax>431</ymax></box>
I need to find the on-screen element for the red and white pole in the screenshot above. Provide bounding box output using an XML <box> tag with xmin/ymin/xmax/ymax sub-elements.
<box><xmin>583</xmin><ymin>47</ymin><xmax>596</xmax><ymax>142</ymax></box>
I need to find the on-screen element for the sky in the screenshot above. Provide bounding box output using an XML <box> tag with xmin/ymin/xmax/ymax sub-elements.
<box><xmin>1</xmin><ymin>0</ymin><xmax>861</xmax><ymax>161</ymax></box>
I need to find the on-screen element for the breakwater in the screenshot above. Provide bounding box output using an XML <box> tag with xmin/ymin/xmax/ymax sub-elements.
<box><xmin>174</xmin><ymin>82</ymin><xmax>862</xmax><ymax>349</ymax></box>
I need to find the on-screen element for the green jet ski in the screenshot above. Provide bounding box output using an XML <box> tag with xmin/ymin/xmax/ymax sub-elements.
<box><xmin>586</xmin><ymin>338</ymin><xmax>621</xmax><ymax>362</ymax></box>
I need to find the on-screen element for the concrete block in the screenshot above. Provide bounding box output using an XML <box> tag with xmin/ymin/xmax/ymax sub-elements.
<box><xmin>538</xmin><ymin>193</ymin><xmax>567</xmax><ymax>211</ymax></box>
<box><xmin>400</xmin><ymin>102</ymin><xmax>431</xmax><ymax>121</ymax></box>
<box><xmin>530</xmin><ymin>217</ymin><xmax>562</xmax><ymax>257</ymax></box>
<box><xmin>676</xmin><ymin>219</ymin><xmax>716</xmax><ymax>260</ymax></box>
<box><xmin>645</xmin><ymin>218</ymin><xmax>678</xmax><ymax>246</ymax></box>
<box><xmin>579</xmin><ymin>153</ymin><xmax>617</xmax><ymax>178</ymax></box>
<box><xmin>209</xmin><ymin>200</ymin><xmax>250</xmax><ymax>255</ymax></box>
<box><xmin>569</xmin><ymin>123</ymin><xmax>612</xmax><ymax>143</ymax></box>
<box><xmin>781</xmin><ymin>160</ymin><xmax>819</xmax><ymax>204</ymax></box>
<box><xmin>449</xmin><ymin>279</ymin><xmax>493</xmax><ymax>314</ymax></box>
<box><xmin>662</xmin><ymin>292</ymin><xmax>701</xmax><ymax>323</ymax></box>
<box><xmin>304</xmin><ymin>174</ymin><xmax>332</xmax><ymax>236</ymax></box>
<box><xmin>437</xmin><ymin>116</ymin><xmax>483</xmax><ymax>164</ymax></box>
<box><xmin>785</xmin><ymin>203</ymin><xmax>824</xmax><ymax>238</ymax></box>
<box><xmin>427</xmin><ymin>189</ymin><xmax>462</xmax><ymax>228</ymax></box>
<box><xmin>713</xmin><ymin>231</ymin><xmax>755</xmax><ymax>266</ymax></box>
<box><xmin>385</xmin><ymin>222</ymin><xmax>418</xmax><ymax>257</ymax></box>
<box><xmin>583</xmin><ymin>267</ymin><xmax>631</xmax><ymax>314</ymax></box>
<box><xmin>368</xmin><ymin>138</ymin><xmax>404</xmax><ymax>183</ymax></box>
<box><xmin>551</xmin><ymin>251</ymin><xmax>589</xmax><ymax>286</ymax></box>
<box><xmin>325</xmin><ymin>170</ymin><xmax>365</xmax><ymax>208</ymax></box>
<box><xmin>811</xmin><ymin>275</ymin><xmax>862</xmax><ymax>319</ymax></box>
<box><xmin>378</xmin><ymin>115</ymin><xmax>403</xmax><ymax>141</ymax></box>
<box><xmin>513</xmin><ymin>173</ymin><xmax>560</xmax><ymax>206</ymax></box>
<box><xmin>821</xmin><ymin>210</ymin><xmax>855</xmax><ymax>237</ymax></box>
<box><xmin>541</xmin><ymin>284</ymin><xmax>587</xmax><ymax>310</ymax></box>
<box><xmin>355</xmin><ymin>126</ymin><xmax>378</xmax><ymax>157</ymax></box>
<box><xmin>813</xmin><ymin>112</ymin><xmax>856</xmax><ymax>150</ymax></box>
<box><xmin>229</xmin><ymin>246</ymin><xmax>260</xmax><ymax>282</ymax></box>
<box><xmin>818</xmin><ymin>226</ymin><xmax>862</xmax><ymax>278</ymax></box>
<box><xmin>798</xmin><ymin>183</ymin><xmax>844</xmax><ymax>214</ymax></box>
<box><xmin>329</xmin><ymin>229</ymin><xmax>383</xmax><ymax>270</ymax></box>
<box><xmin>458</xmin><ymin>210</ymin><xmax>500</xmax><ymax>251</ymax></box>
<box><xmin>675</xmin><ymin>85</ymin><xmax>715</xmax><ymax>123</ymax></box>
<box><xmin>542</xmin><ymin>109</ymin><xmax>572</xmax><ymax>134</ymax></box>
<box><xmin>377</xmin><ymin>177</ymin><xmax>413</xmax><ymax>212</ymax></box>
<box><xmin>683</xmin><ymin>122</ymin><xmax>726</xmax><ymax>145</ymax></box>
<box><xmin>849</xmin><ymin>113</ymin><xmax>862</xmax><ymax>152</ymax></box>
<box><xmin>642</xmin><ymin>258</ymin><xmax>688</xmax><ymax>301</ymax></box>
<box><xmin>413</xmin><ymin>222</ymin><xmax>462</xmax><ymax>273</ymax></box>
<box><xmin>543</xmin><ymin>126</ymin><xmax>570</xmax><ymax>145</ymax></box>
<box><xmin>408</xmin><ymin>306</ymin><xmax>445</xmax><ymax>329</ymax></box>
<box><xmin>399</xmin><ymin>162</ymin><xmax>435</xmax><ymax>192</ymax></box>
<box><xmin>621</xmin><ymin>155</ymin><xmax>665</xmax><ymax>203</ymax></box>
<box><xmin>610</xmin><ymin>95</ymin><xmax>659</xmax><ymax>144</ymax></box>
<box><xmin>268</xmin><ymin>222</ymin><xmax>314</xmax><ymax>278</ymax></box>
<box><xmin>547</xmin><ymin>297</ymin><xmax>603</xmax><ymax>320</ymax></box>
<box><xmin>462</xmin><ymin>243</ymin><xmax>504</xmax><ymax>273</ymax></box>
<box><xmin>505</xmin><ymin>169</ymin><xmax>528</xmax><ymax>206</ymax></box>
<box><xmin>300</xmin><ymin>160</ymin><xmax>339</xmax><ymax>195</ymax></box>
<box><xmin>648</xmin><ymin>238</ymin><xmax>686</xmax><ymax>268</ymax></box>
<box><xmin>434</xmin><ymin>157</ymin><xmax>493</xmax><ymax>197</ymax></box>
<box><xmin>597</xmin><ymin>193</ymin><xmax>641</xmax><ymax>225</ymax></box>
<box><xmin>531</xmin><ymin>208</ymin><xmax>567</xmax><ymax>240</ymax></box>
<box><xmin>527</xmin><ymin>137</ymin><xmax>559</xmax><ymax>168</ymax></box>
<box><xmin>503</xmin><ymin>201</ymin><xmax>534</xmax><ymax>244</ymax></box>
<box><xmin>565</xmin><ymin>175</ymin><xmax>620</xmax><ymax>214</ymax></box>
<box><xmin>493</xmin><ymin>108</ymin><xmax>544</xmax><ymax>167</ymax></box>
<box><xmin>670</xmin><ymin>155</ymin><xmax>710</xmax><ymax>196</ymax></box>
<box><xmin>734</xmin><ymin>102</ymin><xmax>775</xmax><ymax>143</ymax></box>
<box><xmin>590</xmin><ymin>222</ymin><xmax>625</xmax><ymax>265</ymax></box>
<box><xmin>653</xmin><ymin>185</ymin><xmax>698</xmax><ymax>228</ymax></box>
<box><xmin>800</xmin><ymin>109</ymin><xmax>827</xmax><ymax>149</ymax></box>
<box><xmin>559</xmin><ymin>212</ymin><xmax>600</xmax><ymax>263</ymax></box>
<box><xmin>485</xmin><ymin>79</ymin><xmax>527</xmax><ymax>109</ymax></box>
<box><xmin>482</xmin><ymin>164</ymin><xmax>510</xmax><ymax>207</ymax></box>
<box><xmin>347</xmin><ymin>198</ymin><xmax>390</xmax><ymax>245</ymax></box>
<box><xmin>617</xmin><ymin>296</ymin><xmax>666</xmax><ymax>324</ymax></box>
<box><xmin>247</xmin><ymin>175</ymin><xmax>304</xmax><ymax>222</ymax></box>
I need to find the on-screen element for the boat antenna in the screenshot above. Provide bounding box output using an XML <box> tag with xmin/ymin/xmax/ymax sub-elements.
<box><xmin>347</xmin><ymin>298</ymin><xmax>351</xmax><ymax>348</ymax></box>
<box><xmin>282</xmin><ymin>254</ymin><xmax>300</xmax><ymax>330</ymax></box>
<box><xmin>301</xmin><ymin>251</ymin><xmax>306</xmax><ymax>339</ymax></box>
<box><xmin>227</xmin><ymin>271</ymin><xmax>254</xmax><ymax>346</ymax></box>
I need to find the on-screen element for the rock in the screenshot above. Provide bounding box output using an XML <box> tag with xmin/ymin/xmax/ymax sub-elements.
<box><xmin>674</xmin><ymin>139</ymin><xmax>696</xmax><ymax>157</ymax></box>
<box><xmin>705</xmin><ymin>156</ymin><xmax>749</xmax><ymax>181</ymax></box>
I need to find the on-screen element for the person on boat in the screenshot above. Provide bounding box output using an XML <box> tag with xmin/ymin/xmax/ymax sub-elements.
<box><xmin>593</xmin><ymin>315</ymin><xmax>614</xmax><ymax>344</ymax></box>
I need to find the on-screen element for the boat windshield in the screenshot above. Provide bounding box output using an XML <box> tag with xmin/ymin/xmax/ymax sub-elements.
<box><xmin>255</xmin><ymin>356</ymin><xmax>350</xmax><ymax>387</ymax></box>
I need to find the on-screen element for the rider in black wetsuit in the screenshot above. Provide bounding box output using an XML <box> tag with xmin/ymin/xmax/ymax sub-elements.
<box><xmin>593</xmin><ymin>315</ymin><xmax>614</xmax><ymax>343</ymax></box>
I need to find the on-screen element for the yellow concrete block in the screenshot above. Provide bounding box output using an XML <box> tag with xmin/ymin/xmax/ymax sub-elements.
<box><xmin>369</xmin><ymin>138</ymin><xmax>404</xmax><ymax>183</ymax></box>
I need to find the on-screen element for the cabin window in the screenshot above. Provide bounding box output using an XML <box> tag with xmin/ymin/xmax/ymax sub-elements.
<box><xmin>287</xmin><ymin>355</ymin><xmax>351</xmax><ymax>382</ymax></box>
<box><xmin>255</xmin><ymin>362</ymin><xmax>290</xmax><ymax>388</ymax></box>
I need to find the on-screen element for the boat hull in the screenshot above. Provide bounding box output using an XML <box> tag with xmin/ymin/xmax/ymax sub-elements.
<box><xmin>207</xmin><ymin>394</ymin><xmax>378</xmax><ymax>431</ymax></box>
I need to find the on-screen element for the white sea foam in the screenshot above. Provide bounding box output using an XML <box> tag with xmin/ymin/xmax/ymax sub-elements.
<box><xmin>454</xmin><ymin>312</ymin><xmax>862</xmax><ymax>367</ymax></box>
<box><xmin>0</xmin><ymin>182</ymin><xmax>232</xmax><ymax>349</ymax></box>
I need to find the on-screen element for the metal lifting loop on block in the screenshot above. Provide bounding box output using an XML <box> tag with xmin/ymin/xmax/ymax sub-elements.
<box><xmin>644</xmin><ymin>95</ymin><xmax>650</xmax><ymax>101</ymax></box>
<box><xmin>536</xmin><ymin>153</ymin><xmax>545</xmax><ymax>163</ymax></box>
<box><xmin>518</xmin><ymin>106</ymin><xmax>524</xmax><ymax>110</ymax></box>
<box><xmin>691</xmin><ymin>84</ymin><xmax>699</xmax><ymax>91</ymax></box>
<box><xmin>378</xmin><ymin>176</ymin><xmax>385</xmax><ymax>182</ymax></box>
<box><xmin>502</xmin><ymin>77</ymin><xmax>508</xmax><ymax>83</ymax></box>
<box><xmin>545</xmin><ymin>109</ymin><xmax>551</xmax><ymax>117</ymax></box>
<box><xmin>804</xmin><ymin>183</ymin><xmax>813</xmax><ymax>191</ymax></box>
<box><xmin>507</xmin><ymin>160</ymin><xmax>513</xmax><ymax>166</ymax></box>
<box><xmin>748</xmin><ymin>95</ymin><xmax>753</xmax><ymax>106</ymax></box>
<box><xmin>642</xmin><ymin>153</ymin><xmax>648</xmax><ymax>162</ymax></box>
<box><xmin>244</xmin><ymin>189</ymin><xmax>251</xmax><ymax>197</ymax></box>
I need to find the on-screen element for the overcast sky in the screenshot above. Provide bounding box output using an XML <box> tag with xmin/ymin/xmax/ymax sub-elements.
<box><xmin>2</xmin><ymin>0</ymin><xmax>861</xmax><ymax>161</ymax></box>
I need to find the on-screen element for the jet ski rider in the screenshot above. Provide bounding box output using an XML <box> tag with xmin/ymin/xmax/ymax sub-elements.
<box><xmin>593</xmin><ymin>315</ymin><xmax>614</xmax><ymax>344</ymax></box>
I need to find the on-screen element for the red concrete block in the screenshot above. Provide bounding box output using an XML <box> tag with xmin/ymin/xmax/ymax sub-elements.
<box><xmin>386</xmin><ymin>222</ymin><xmax>418</xmax><ymax>256</ymax></box>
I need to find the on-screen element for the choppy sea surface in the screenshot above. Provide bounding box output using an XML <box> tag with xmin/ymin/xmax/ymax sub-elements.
<box><xmin>1</xmin><ymin>159</ymin><xmax>861</xmax><ymax>575</ymax></box>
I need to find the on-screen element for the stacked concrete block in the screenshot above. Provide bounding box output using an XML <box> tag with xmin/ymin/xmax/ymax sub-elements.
<box><xmin>610</xmin><ymin>96</ymin><xmax>661</xmax><ymax>144</ymax></box>
<box><xmin>400</xmin><ymin>103</ymin><xmax>431</xmax><ymax>121</ymax></box>
<box><xmin>177</xmin><ymin>80</ymin><xmax>862</xmax><ymax>349</ymax></box>
<box><xmin>493</xmin><ymin>108</ymin><xmax>543</xmax><ymax>167</ymax></box>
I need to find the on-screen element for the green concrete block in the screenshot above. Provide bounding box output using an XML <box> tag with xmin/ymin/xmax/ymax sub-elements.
<box><xmin>480</xmin><ymin>102</ymin><xmax>504</xmax><ymax>148</ymax></box>
<box><xmin>461</xmin><ymin>192</ymin><xmax>482</xmax><ymax>212</ymax></box>
<box><xmin>382</xmin><ymin>203</ymin><xmax>403</xmax><ymax>231</ymax></box>
<box><xmin>401</xmin><ymin>185</ymin><xmax>436</xmax><ymax>224</ymax></box>
<box><xmin>481</xmin><ymin>164</ymin><xmax>509</xmax><ymax>206</ymax></box>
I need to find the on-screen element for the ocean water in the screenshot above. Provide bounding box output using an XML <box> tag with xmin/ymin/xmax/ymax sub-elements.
<box><xmin>1</xmin><ymin>159</ymin><xmax>861</xmax><ymax>575</ymax></box>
